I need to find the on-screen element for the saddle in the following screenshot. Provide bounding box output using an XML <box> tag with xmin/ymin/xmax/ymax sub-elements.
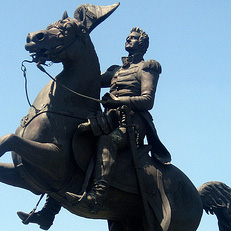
<box><xmin>72</xmin><ymin>129</ymin><xmax>171</xmax><ymax>230</ymax></box>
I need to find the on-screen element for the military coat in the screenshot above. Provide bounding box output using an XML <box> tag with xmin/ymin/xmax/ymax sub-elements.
<box><xmin>101</xmin><ymin>54</ymin><xmax>171</xmax><ymax>164</ymax></box>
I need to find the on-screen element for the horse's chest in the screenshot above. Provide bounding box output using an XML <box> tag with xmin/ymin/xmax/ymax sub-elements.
<box><xmin>17</xmin><ymin>111</ymin><xmax>79</xmax><ymax>145</ymax></box>
<box><xmin>18</xmin><ymin>80</ymin><xmax>83</xmax><ymax>142</ymax></box>
<box><xmin>31</xmin><ymin>80</ymin><xmax>76</xmax><ymax>110</ymax></box>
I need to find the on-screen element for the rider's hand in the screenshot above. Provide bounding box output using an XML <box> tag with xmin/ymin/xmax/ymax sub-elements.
<box><xmin>102</xmin><ymin>93</ymin><xmax>124</xmax><ymax>109</ymax></box>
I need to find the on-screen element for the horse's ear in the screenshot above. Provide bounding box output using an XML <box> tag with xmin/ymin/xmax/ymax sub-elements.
<box><xmin>62</xmin><ymin>11</ymin><xmax>69</xmax><ymax>20</ymax></box>
<box><xmin>74</xmin><ymin>3</ymin><xmax>120</xmax><ymax>33</ymax></box>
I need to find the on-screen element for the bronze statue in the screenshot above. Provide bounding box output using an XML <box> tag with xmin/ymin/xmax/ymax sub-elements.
<box><xmin>0</xmin><ymin>3</ymin><xmax>230</xmax><ymax>231</ymax></box>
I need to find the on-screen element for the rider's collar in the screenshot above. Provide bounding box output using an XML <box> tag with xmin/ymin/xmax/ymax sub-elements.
<box><xmin>121</xmin><ymin>53</ymin><xmax>144</xmax><ymax>68</ymax></box>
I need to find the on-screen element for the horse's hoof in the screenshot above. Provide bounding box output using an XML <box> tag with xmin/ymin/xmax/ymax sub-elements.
<box><xmin>17</xmin><ymin>211</ymin><xmax>30</xmax><ymax>224</ymax></box>
<box><xmin>17</xmin><ymin>210</ymin><xmax>54</xmax><ymax>230</ymax></box>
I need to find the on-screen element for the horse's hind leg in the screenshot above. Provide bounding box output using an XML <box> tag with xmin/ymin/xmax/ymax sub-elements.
<box><xmin>0</xmin><ymin>134</ymin><xmax>64</xmax><ymax>179</ymax></box>
<box><xmin>0</xmin><ymin>162</ymin><xmax>36</xmax><ymax>193</ymax></box>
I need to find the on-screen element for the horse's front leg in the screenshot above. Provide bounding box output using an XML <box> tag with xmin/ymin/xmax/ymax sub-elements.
<box><xmin>0</xmin><ymin>133</ymin><xmax>65</xmax><ymax>180</ymax></box>
<box><xmin>0</xmin><ymin>133</ymin><xmax>14</xmax><ymax>156</ymax></box>
<box><xmin>0</xmin><ymin>162</ymin><xmax>37</xmax><ymax>192</ymax></box>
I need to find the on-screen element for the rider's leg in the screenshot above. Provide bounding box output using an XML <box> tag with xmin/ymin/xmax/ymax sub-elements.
<box><xmin>65</xmin><ymin>113</ymin><xmax>147</xmax><ymax>213</ymax></box>
<box><xmin>17</xmin><ymin>195</ymin><xmax>61</xmax><ymax>230</ymax></box>
<box><xmin>87</xmin><ymin>127</ymin><xmax>127</xmax><ymax>212</ymax></box>
<box><xmin>66</xmin><ymin>127</ymin><xmax>127</xmax><ymax>213</ymax></box>
<box><xmin>85</xmin><ymin>113</ymin><xmax>146</xmax><ymax>213</ymax></box>
<box><xmin>94</xmin><ymin>126</ymin><xmax>127</xmax><ymax>181</ymax></box>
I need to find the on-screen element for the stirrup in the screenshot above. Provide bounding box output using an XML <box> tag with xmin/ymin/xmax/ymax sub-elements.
<box><xmin>65</xmin><ymin>191</ymin><xmax>101</xmax><ymax>214</ymax></box>
<box><xmin>65</xmin><ymin>191</ymin><xmax>85</xmax><ymax>204</ymax></box>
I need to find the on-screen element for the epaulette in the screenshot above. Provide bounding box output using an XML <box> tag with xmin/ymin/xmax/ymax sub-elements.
<box><xmin>142</xmin><ymin>60</ymin><xmax>162</xmax><ymax>74</ymax></box>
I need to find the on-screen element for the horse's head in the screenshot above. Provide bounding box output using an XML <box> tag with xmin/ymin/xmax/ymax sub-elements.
<box><xmin>25</xmin><ymin>3</ymin><xmax>120</xmax><ymax>64</ymax></box>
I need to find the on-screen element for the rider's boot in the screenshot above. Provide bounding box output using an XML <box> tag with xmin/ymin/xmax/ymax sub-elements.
<box><xmin>66</xmin><ymin>179</ymin><xmax>109</xmax><ymax>214</ymax></box>
<box><xmin>17</xmin><ymin>195</ymin><xmax>61</xmax><ymax>230</ymax></box>
<box><xmin>66</xmin><ymin>129</ymin><xmax>126</xmax><ymax>214</ymax></box>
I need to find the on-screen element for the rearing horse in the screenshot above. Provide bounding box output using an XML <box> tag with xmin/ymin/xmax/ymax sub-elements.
<box><xmin>0</xmin><ymin>3</ymin><xmax>231</xmax><ymax>231</ymax></box>
<box><xmin>0</xmin><ymin>4</ymin><xmax>104</xmax><ymax>193</ymax></box>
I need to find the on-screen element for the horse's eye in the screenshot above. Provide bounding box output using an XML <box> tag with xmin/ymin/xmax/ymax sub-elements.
<box><xmin>58</xmin><ymin>33</ymin><xmax>65</xmax><ymax>39</ymax></box>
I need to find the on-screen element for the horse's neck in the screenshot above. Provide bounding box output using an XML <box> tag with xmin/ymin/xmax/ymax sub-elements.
<box><xmin>53</xmin><ymin>40</ymin><xmax>101</xmax><ymax>116</ymax></box>
<box><xmin>30</xmin><ymin>38</ymin><xmax>101</xmax><ymax>120</ymax></box>
<box><xmin>61</xmin><ymin>39</ymin><xmax>100</xmax><ymax>97</ymax></box>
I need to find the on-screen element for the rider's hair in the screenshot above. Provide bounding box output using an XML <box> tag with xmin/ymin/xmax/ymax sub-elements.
<box><xmin>130</xmin><ymin>27</ymin><xmax>149</xmax><ymax>55</ymax></box>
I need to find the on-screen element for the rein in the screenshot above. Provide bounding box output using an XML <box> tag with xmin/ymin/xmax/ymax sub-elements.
<box><xmin>21</xmin><ymin>60</ymin><xmax>103</xmax><ymax>109</ymax></box>
<box><xmin>21</xmin><ymin>60</ymin><xmax>33</xmax><ymax>107</ymax></box>
<box><xmin>37</xmin><ymin>63</ymin><xmax>102</xmax><ymax>103</ymax></box>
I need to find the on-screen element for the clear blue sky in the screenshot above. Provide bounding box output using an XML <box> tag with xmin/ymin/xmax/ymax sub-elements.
<box><xmin>0</xmin><ymin>1</ymin><xmax>230</xmax><ymax>230</ymax></box>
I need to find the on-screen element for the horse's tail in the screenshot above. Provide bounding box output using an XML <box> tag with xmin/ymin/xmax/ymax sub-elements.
<box><xmin>198</xmin><ymin>181</ymin><xmax>231</xmax><ymax>231</ymax></box>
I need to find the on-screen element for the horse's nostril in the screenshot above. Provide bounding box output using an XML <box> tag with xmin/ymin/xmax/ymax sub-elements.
<box><xmin>36</xmin><ymin>32</ymin><xmax>45</xmax><ymax>41</ymax></box>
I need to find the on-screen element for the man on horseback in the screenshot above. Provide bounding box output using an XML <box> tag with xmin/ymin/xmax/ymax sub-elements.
<box><xmin>57</xmin><ymin>28</ymin><xmax>171</xmax><ymax>225</ymax></box>
<box><xmin>17</xmin><ymin>26</ymin><xmax>171</xmax><ymax>230</ymax></box>
<box><xmin>66</xmin><ymin>26</ymin><xmax>171</xmax><ymax>212</ymax></box>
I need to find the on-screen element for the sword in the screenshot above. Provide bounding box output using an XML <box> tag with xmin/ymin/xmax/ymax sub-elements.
<box><xmin>120</xmin><ymin>105</ymin><xmax>162</xmax><ymax>231</ymax></box>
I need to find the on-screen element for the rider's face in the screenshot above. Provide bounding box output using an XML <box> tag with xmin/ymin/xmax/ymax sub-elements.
<box><xmin>125</xmin><ymin>31</ymin><xmax>140</xmax><ymax>55</ymax></box>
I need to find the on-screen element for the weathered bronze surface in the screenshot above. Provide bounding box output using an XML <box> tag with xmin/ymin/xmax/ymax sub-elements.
<box><xmin>0</xmin><ymin>3</ymin><xmax>230</xmax><ymax>231</ymax></box>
